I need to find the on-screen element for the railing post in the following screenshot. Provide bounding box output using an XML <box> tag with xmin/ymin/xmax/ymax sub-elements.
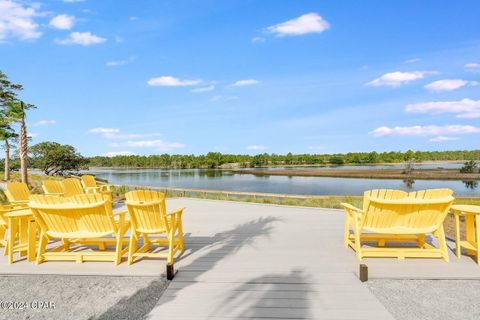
<box><xmin>359</xmin><ymin>264</ymin><xmax>368</xmax><ymax>282</ymax></box>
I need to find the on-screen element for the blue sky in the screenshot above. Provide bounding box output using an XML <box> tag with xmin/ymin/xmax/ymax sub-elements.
<box><xmin>1</xmin><ymin>0</ymin><xmax>479</xmax><ymax>156</ymax></box>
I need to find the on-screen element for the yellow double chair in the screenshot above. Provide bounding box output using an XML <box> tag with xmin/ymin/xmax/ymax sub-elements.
<box><xmin>342</xmin><ymin>188</ymin><xmax>454</xmax><ymax>261</ymax></box>
<box><xmin>2</xmin><ymin>180</ymin><xmax>185</xmax><ymax>277</ymax></box>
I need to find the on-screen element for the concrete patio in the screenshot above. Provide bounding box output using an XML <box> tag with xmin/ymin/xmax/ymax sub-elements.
<box><xmin>1</xmin><ymin>198</ymin><xmax>480</xmax><ymax>319</ymax></box>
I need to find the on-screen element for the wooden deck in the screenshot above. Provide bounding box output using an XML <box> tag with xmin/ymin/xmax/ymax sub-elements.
<box><xmin>2</xmin><ymin>198</ymin><xmax>480</xmax><ymax>319</ymax></box>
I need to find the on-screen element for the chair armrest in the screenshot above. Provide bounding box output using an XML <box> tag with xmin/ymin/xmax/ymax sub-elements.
<box><xmin>167</xmin><ymin>207</ymin><xmax>185</xmax><ymax>217</ymax></box>
<box><xmin>11</xmin><ymin>200</ymin><xmax>29</xmax><ymax>204</ymax></box>
<box><xmin>0</xmin><ymin>204</ymin><xmax>29</xmax><ymax>212</ymax></box>
<box><xmin>85</xmin><ymin>186</ymin><xmax>100</xmax><ymax>194</ymax></box>
<box><xmin>340</xmin><ymin>203</ymin><xmax>363</xmax><ymax>214</ymax></box>
<box><xmin>99</xmin><ymin>185</ymin><xmax>113</xmax><ymax>192</ymax></box>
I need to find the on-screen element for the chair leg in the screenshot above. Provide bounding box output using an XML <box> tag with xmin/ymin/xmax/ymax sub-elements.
<box><xmin>62</xmin><ymin>239</ymin><xmax>71</xmax><ymax>250</ymax></box>
<box><xmin>27</xmin><ymin>220</ymin><xmax>36</xmax><ymax>262</ymax></box>
<box><xmin>436</xmin><ymin>226</ymin><xmax>449</xmax><ymax>262</ymax></box>
<box><xmin>142</xmin><ymin>233</ymin><xmax>149</xmax><ymax>246</ymax></box>
<box><xmin>36</xmin><ymin>232</ymin><xmax>48</xmax><ymax>265</ymax></box>
<box><xmin>352</xmin><ymin>217</ymin><xmax>362</xmax><ymax>260</ymax></box>
<box><xmin>177</xmin><ymin>220</ymin><xmax>184</xmax><ymax>253</ymax></box>
<box><xmin>454</xmin><ymin>214</ymin><xmax>461</xmax><ymax>258</ymax></box>
<box><xmin>128</xmin><ymin>232</ymin><xmax>138</xmax><ymax>265</ymax></box>
<box><xmin>114</xmin><ymin>232</ymin><xmax>123</xmax><ymax>265</ymax></box>
<box><xmin>8</xmin><ymin>217</ymin><xmax>18</xmax><ymax>264</ymax></box>
<box><xmin>167</xmin><ymin>230</ymin><xmax>175</xmax><ymax>265</ymax></box>
<box><xmin>475</xmin><ymin>216</ymin><xmax>480</xmax><ymax>265</ymax></box>
<box><xmin>418</xmin><ymin>234</ymin><xmax>426</xmax><ymax>248</ymax></box>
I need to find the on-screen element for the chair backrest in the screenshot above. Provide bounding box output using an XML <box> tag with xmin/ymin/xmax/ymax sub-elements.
<box><xmin>408</xmin><ymin>188</ymin><xmax>454</xmax><ymax>199</ymax></box>
<box><xmin>125</xmin><ymin>190</ymin><xmax>168</xmax><ymax>233</ymax></box>
<box><xmin>69</xmin><ymin>193</ymin><xmax>113</xmax><ymax>212</ymax></box>
<box><xmin>42</xmin><ymin>180</ymin><xmax>65</xmax><ymax>195</ymax></box>
<box><xmin>362</xmin><ymin>195</ymin><xmax>454</xmax><ymax>233</ymax></box>
<box><xmin>81</xmin><ymin>175</ymin><xmax>97</xmax><ymax>188</ymax></box>
<box><xmin>63</xmin><ymin>178</ymin><xmax>85</xmax><ymax>197</ymax></box>
<box><xmin>5</xmin><ymin>182</ymin><xmax>30</xmax><ymax>203</ymax></box>
<box><xmin>362</xmin><ymin>189</ymin><xmax>408</xmax><ymax>213</ymax></box>
<box><xmin>29</xmin><ymin>194</ymin><xmax>116</xmax><ymax>238</ymax></box>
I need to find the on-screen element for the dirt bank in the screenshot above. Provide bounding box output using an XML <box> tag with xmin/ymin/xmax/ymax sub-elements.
<box><xmin>235</xmin><ymin>168</ymin><xmax>480</xmax><ymax>181</ymax></box>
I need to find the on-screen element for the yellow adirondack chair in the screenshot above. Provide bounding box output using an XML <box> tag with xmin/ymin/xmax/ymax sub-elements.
<box><xmin>29</xmin><ymin>194</ymin><xmax>129</xmax><ymax>265</ymax></box>
<box><xmin>81</xmin><ymin>175</ymin><xmax>113</xmax><ymax>203</ymax></box>
<box><xmin>125</xmin><ymin>190</ymin><xmax>184</xmax><ymax>266</ymax></box>
<box><xmin>342</xmin><ymin>189</ymin><xmax>454</xmax><ymax>261</ymax></box>
<box><xmin>62</xmin><ymin>178</ymin><xmax>85</xmax><ymax>197</ymax></box>
<box><xmin>42</xmin><ymin>180</ymin><xmax>65</xmax><ymax>196</ymax></box>
<box><xmin>5</xmin><ymin>182</ymin><xmax>30</xmax><ymax>207</ymax></box>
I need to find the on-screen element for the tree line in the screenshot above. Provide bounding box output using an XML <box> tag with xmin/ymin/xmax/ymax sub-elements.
<box><xmin>87</xmin><ymin>150</ymin><xmax>480</xmax><ymax>169</ymax></box>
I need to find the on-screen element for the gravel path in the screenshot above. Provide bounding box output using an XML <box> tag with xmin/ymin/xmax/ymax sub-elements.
<box><xmin>367</xmin><ymin>279</ymin><xmax>480</xmax><ymax>320</ymax></box>
<box><xmin>0</xmin><ymin>275</ymin><xmax>168</xmax><ymax>320</ymax></box>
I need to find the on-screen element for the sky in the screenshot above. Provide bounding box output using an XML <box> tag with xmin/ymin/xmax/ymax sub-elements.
<box><xmin>1</xmin><ymin>0</ymin><xmax>479</xmax><ymax>157</ymax></box>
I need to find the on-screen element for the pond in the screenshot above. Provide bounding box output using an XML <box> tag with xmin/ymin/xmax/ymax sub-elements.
<box><xmin>86</xmin><ymin>163</ymin><xmax>479</xmax><ymax>196</ymax></box>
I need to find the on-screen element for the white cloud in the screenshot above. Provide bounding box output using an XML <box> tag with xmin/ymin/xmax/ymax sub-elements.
<box><xmin>49</xmin><ymin>14</ymin><xmax>75</xmax><ymax>30</ymax></box>
<box><xmin>232</xmin><ymin>79</ymin><xmax>260</xmax><ymax>87</ymax></box>
<box><xmin>366</xmin><ymin>71</ymin><xmax>430</xmax><ymax>87</ymax></box>
<box><xmin>429</xmin><ymin>136</ymin><xmax>459</xmax><ymax>142</ymax></box>
<box><xmin>424</xmin><ymin>79</ymin><xmax>478</xmax><ymax>92</ymax></box>
<box><xmin>210</xmin><ymin>95</ymin><xmax>238</xmax><ymax>102</ymax></box>
<box><xmin>191</xmin><ymin>85</ymin><xmax>215</xmax><ymax>93</ymax></box>
<box><xmin>106</xmin><ymin>56</ymin><xmax>135</xmax><ymax>67</ymax></box>
<box><xmin>90</xmin><ymin>128</ymin><xmax>119</xmax><ymax>135</ymax></box>
<box><xmin>307</xmin><ymin>145</ymin><xmax>323</xmax><ymax>151</ymax></box>
<box><xmin>89</xmin><ymin>127</ymin><xmax>161</xmax><ymax>140</ymax></box>
<box><xmin>405</xmin><ymin>58</ymin><xmax>421</xmax><ymax>64</ymax></box>
<box><xmin>0</xmin><ymin>0</ymin><xmax>42</xmax><ymax>41</ymax></box>
<box><xmin>63</xmin><ymin>0</ymin><xmax>85</xmax><ymax>3</ymax></box>
<box><xmin>147</xmin><ymin>76</ymin><xmax>201</xmax><ymax>87</ymax></box>
<box><xmin>104</xmin><ymin>151</ymin><xmax>137</xmax><ymax>157</ymax></box>
<box><xmin>405</xmin><ymin>98</ymin><xmax>480</xmax><ymax>118</ymax></box>
<box><xmin>56</xmin><ymin>32</ymin><xmax>106</xmax><ymax>46</ymax></box>
<box><xmin>465</xmin><ymin>63</ymin><xmax>480</xmax><ymax>71</ymax></box>
<box><xmin>34</xmin><ymin>120</ymin><xmax>56</xmax><ymax>126</ymax></box>
<box><xmin>119</xmin><ymin>139</ymin><xmax>185</xmax><ymax>151</ymax></box>
<box><xmin>370</xmin><ymin>125</ymin><xmax>480</xmax><ymax>137</ymax></box>
<box><xmin>267</xmin><ymin>13</ymin><xmax>330</xmax><ymax>37</ymax></box>
<box><xmin>251</xmin><ymin>37</ymin><xmax>265</xmax><ymax>43</ymax></box>
<box><xmin>247</xmin><ymin>145</ymin><xmax>269</xmax><ymax>151</ymax></box>
<box><xmin>129</xmin><ymin>16</ymin><xmax>138</xmax><ymax>21</ymax></box>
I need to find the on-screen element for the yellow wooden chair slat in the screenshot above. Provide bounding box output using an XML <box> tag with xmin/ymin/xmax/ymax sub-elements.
<box><xmin>5</xmin><ymin>182</ymin><xmax>30</xmax><ymax>207</ymax></box>
<box><xmin>42</xmin><ymin>180</ymin><xmax>65</xmax><ymax>196</ymax></box>
<box><xmin>62</xmin><ymin>178</ymin><xmax>85</xmax><ymax>197</ymax></box>
<box><xmin>125</xmin><ymin>190</ymin><xmax>184</xmax><ymax>266</ymax></box>
<box><xmin>342</xmin><ymin>188</ymin><xmax>454</xmax><ymax>261</ymax></box>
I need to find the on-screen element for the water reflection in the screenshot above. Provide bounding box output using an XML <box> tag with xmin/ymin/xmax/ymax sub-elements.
<box><xmin>463</xmin><ymin>181</ymin><xmax>479</xmax><ymax>190</ymax></box>
<box><xmin>402</xmin><ymin>178</ymin><xmax>415</xmax><ymax>189</ymax></box>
